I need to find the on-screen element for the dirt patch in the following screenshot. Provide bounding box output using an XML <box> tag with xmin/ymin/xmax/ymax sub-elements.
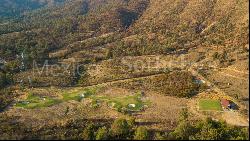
<box><xmin>97</xmin><ymin>87</ymin><xmax>133</xmax><ymax>98</ymax></box>
<box><xmin>134</xmin><ymin>92</ymin><xmax>189</xmax><ymax>131</ymax></box>
<box><xmin>28</xmin><ymin>88</ymin><xmax>62</xmax><ymax>98</ymax></box>
<box><xmin>221</xmin><ymin>111</ymin><xmax>249</xmax><ymax>127</ymax></box>
<box><xmin>3</xmin><ymin>100</ymin><xmax>125</xmax><ymax>129</ymax></box>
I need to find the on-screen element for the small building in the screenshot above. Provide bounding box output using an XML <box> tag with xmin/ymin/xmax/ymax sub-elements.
<box><xmin>128</xmin><ymin>104</ymin><xmax>136</xmax><ymax>108</ymax></box>
<box><xmin>221</xmin><ymin>99</ymin><xmax>238</xmax><ymax>110</ymax></box>
<box><xmin>80</xmin><ymin>94</ymin><xmax>85</xmax><ymax>98</ymax></box>
<box><xmin>221</xmin><ymin>99</ymin><xmax>230</xmax><ymax>109</ymax></box>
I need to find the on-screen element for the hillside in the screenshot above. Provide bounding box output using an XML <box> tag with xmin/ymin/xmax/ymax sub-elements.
<box><xmin>123</xmin><ymin>0</ymin><xmax>249</xmax><ymax>55</ymax></box>
<box><xmin>0</xmin><ymin>0</ymin><xmax>249</xmax><ymax>140</ymax></box>
<box><xmin>0</xmin><ymin>0</ymin><xmax>66</xmax><ymax>20</ymax></box>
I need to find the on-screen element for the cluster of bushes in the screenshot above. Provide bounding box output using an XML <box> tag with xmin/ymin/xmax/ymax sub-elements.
<box><xmin>212</xmin><ymin>50</ymin><xmax>237</xmax><ymax>67</ymax></box>
<box><xmin>0</xmin><ymin>109</ymin><xmax>248</xmax><ymax>140</ymax></box>
<box><xmin>0</xmin><ymin>71</ymin><xmax>13</xmax><ymax>89</ymax></box>
<box><xmin>81</xmin><ymin>118</ymin><xmax>149</xmax><ymax>140</ymax></box>
<box><xmin>0</xmin><ymin>116</ymin><xmax>149</xmax><ymax>140</ymax></box>
<box><xmin>159</xmin><ymin>109</ymin><xmax>249</xmax><ymax>140</ymax></box>
<box><xmin>155</xmin><ymin>71</ymin><xmax>200</xmax><ymax>98</ymax></box>
<box><xmin>126</xmin><ymin>110</ymin><xmax>249</xmax><ymax>140</ymax></box>
<box><xmin>61</xmin><ymin>32</ymin><xmax>124</xmax><ymax>60</ymax></box>
<box><xmin>0</xmin><ymin>52</ymin><xmax>87</xmax><ymax>89</ymax></box>
<box><xmin>13</xmin><ymin>65</ymin><xmax>78</xmax><ymax>87</ymax></box>
<box><xmin>0</xmin><ymin>61</ymin><xmax>18</xmax><ymax>110</ymax></box>
<box><xmin>111</xmin><ymin>118</ymin><xmax>149</xmax><ymax>140</ymax></box>
<box><xmin>0</xmin><ymin>72</ymin><xmax>7</xmax><ymax>89</ymax></box>
<box><xmin>0</xmin><ymin>87</ymin><xmax>16</xmax><ymax>111</ymax></box>
<box><xmin>113</xmin><ymin>71</ymin><xmax>201</xmax><ymax>98</ymax></box>
<box><xmin>0</xmin><ymin>0</ymin><xmax>66</xmax><ymax>20</ymax></box>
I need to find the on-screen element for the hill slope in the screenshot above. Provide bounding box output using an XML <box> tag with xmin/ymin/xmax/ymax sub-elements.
<box><xmin>0</xmin><ymin>0</ymin><xmax>248</xmax><ymax>87</ymax></box>
<box><xmin>126</xmin><ymin>0</ymin><xmax>249</xmax><ymax>54</ymax></box>
<box><xmin>0</xmin><ymin>0</ymin><xmax>66</xmax><ymax>19</ymax></box>
<box><xmin>0</xmin><ymin>0</ymin><xmax>249</xmax><ymax>140</ymax></box>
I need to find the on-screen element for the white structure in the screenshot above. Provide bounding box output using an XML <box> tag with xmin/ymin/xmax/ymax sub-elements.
<box><xmin>110</xmin><ymin>102</ymin><xmax>116</xmax><ymax>108</ymax></box>
<box><xmin>80</xmin><ymin>94</ymin><xmax>85</xmax><ymax>98</ymax></box>
<box><xmin>128</xmin><ymin>104</ymin><xmax>136</xmax><ymax>108</ymax></box>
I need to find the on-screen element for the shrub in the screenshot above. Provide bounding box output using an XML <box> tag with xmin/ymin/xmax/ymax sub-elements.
<box><xmin>110</xmin><ymin>118</ymin><xmax>130</xmax><ymax>139</ymax></box>
<box><xmin>95</xmin><ymin>127</ymin><xmax>108</xmax><ymax>140</ymax></box>
<box><xmin>82</xmin><ymin>123</ymin><xmax>95</xmax><ymax>140</ymax></box>
<box><xmin>0</xmin><ymin>88</ymin><xmax>13</xmax><ymax>111</ymax></box>
<box><xmin>154</xmin><ymin>132</ymin><xmax>166</xmax><ymax>140</ymax></box>
<box><xmin>0</xmin><ymin>72</ymin><xmax>6</xmax><ymax>89</ymax></box>
<box><xmin>134</xmin><ymin>127</ymin><xmax>149</xmax><ymax>140</ymax></box>
<box><xmin>170</xmin><ymin>117</ymin><xmax>249</xmax><ymax>140</ymax></box>
<box><xmin>127</xmin><ymin>117</ymin><xmax>136</xmax><ymax>128</ymax></box>
<box><xmin>170</xmin><ymin>120</ymin><xmax>194</xmax><ymax>140</ymax></box>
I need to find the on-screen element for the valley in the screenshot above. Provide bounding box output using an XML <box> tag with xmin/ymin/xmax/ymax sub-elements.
<box><xmin>0</xmin><ymin>0</ymin><xmax>249</xmax><ymax>140</ymax></box>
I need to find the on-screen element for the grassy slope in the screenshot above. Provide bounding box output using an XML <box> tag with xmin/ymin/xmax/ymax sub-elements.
<box><xmin>0</xmin><ymin>0</ymin><xmax>66</xmax><ymax>19</ymax></box>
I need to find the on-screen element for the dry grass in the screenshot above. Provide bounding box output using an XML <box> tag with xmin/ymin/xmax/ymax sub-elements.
<box><xmin>134</xmin><ymin>92</ymin><xmax>188</xmax><ymax>131</ymax></box>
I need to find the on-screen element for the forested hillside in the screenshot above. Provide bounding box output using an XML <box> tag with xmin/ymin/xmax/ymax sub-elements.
<box><xmin>0</xmin><ymin>0</ymin><xmax>248</xmax><ymax>105</ymax></box>
<box><xmin>0</xmin><ymin>0</ymin><xmax>249</xmax><ymax>140</ymax></box>
<box><xmin>1</xmin><ymin>0</ymin><xmax>248</xmax><ymax>62</ymax></box>
<box><xmin>123</xmin><ymin>0</ymin><xmax>249</xmax><ymax>56</ymax></box>
<box><xmin>0</xmin><ymin>0</ymin><xmax>66</xmax><ymax>20</ymax></box>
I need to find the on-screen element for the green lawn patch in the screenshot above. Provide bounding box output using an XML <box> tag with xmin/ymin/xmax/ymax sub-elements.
<box><xmin>16</xmin><ymin>87</ymin><xmax>100</xmax><ymax>109</ymax></box>
<box><xmin>106</xmin><ymin>92</ymin><xmax>150</xmax><ymax>112</ymax></box>
<box><xmin>199</xmin><ymin>99</ymin><xmax>222</xmax><ymax>111</ymax></box>
<box><xmin>16</xmin><ymin>93</ymin><xmax>62</xmax><ymax>109</ymax></box>
<box><xmin>15</xmin><ymin>87</ymin><xmax>150</xmax><ymax>113</ymax></box>
<box><xmin>62</xmin><ymin>87</ymin><xmax>98</xmax><ymax>101</ymax></box>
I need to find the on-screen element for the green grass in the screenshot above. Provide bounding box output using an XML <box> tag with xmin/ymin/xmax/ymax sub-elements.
<box><xmin>16</xmin><ymin>87</ymin><xmax>99</xmax><ymax>109</ymax></box>
<box><xmin>106</xmin><ymin>92</ymin><xmax>150</xmax><ymax>112</ymax></box>
<box><xmin>199</xmin><ymin>99</ymin><xmax>222</xmax><ymax>111</ymax></box>
<box><xmin>15</xmin><ymin>87</ymin><xmax>150</xmax><ymax>113</ymax></box>
<box><xmin>62</xmin><ymin>87</ymin><xmax>98</xmax><ymax>101</ymax></box>
<box><xmin>16</xmin><ymin>93</ymin><xmax>62</xmax><ymax>109</ymax></box>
